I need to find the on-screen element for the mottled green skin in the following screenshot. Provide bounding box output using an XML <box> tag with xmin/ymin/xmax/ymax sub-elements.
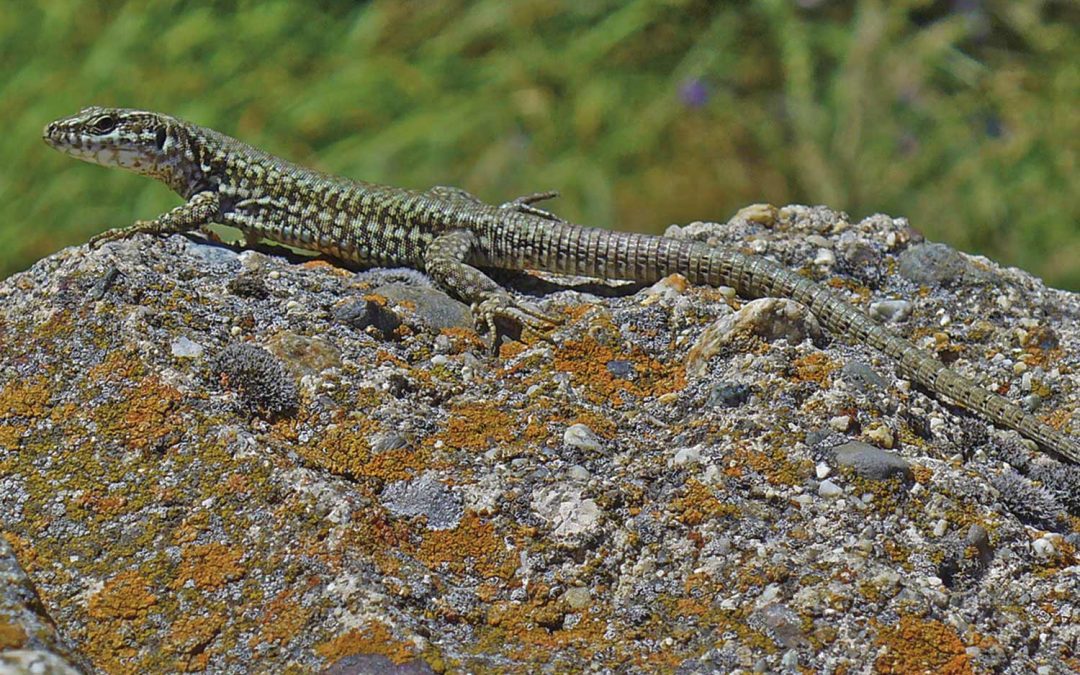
<box><xmin>43</xmin><ymin>107</ymin><xmax>1078</xmax><ymax>463</ymax></box>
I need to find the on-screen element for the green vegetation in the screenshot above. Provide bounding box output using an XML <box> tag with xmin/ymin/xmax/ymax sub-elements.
<box><xmin>2</xmin><ymin>0</ymin><xmax>1076</xmax><ymax>289</ymax></box>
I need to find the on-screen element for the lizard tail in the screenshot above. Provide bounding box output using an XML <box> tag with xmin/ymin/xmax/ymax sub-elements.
<box><xmin>510</xmin><ymin>223</ymin><xmax>1077</xmax><ymax>461</ymax></box>
<box><xmin>686</xmin><ymin>242</ymin><xmax>1080</xmax><ymax>464</ymax></box>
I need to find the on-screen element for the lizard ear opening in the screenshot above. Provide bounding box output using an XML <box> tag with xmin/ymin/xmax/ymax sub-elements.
<box><xmin>154</xmin><ymin>126</ymin><xmax>167</xmax><ymax>150</ymax></box>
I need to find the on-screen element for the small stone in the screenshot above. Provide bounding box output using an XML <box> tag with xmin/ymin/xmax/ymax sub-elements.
<box><xmin>708</xmin><ymin>382</ymin><xmax>752</xmax><ymax>408</ymax></box>
<box><xmin>170</xmin><ymin>336</ymin><xmax>203</xmax><ymax>358</ymax></box>
<box><xmin>562</xmin><ymin>587</ymin><xmax>591</xmax><ymax>610</ymax></box>
<box><xmin>567</xmin><ymin>465</ymin><xmax>591</xmax><ymax>482</ymax></box>
<box><xmin>672</xmin><ymin>446</ymin><xmax>702</xmax><ymax>467</ymax></box>
<box><xmin>372</xmin><ymin>283</ymin><xmax>473</xmax><ymax>332</ymax></box>
<box><xmin>380</xmin><ymin>472</ymin><xmax>463</xmax><ymax>531</ymax></box>
<box><xmin>865</xmin><ymin>425</ymin><xmax>894</xmax><ymax>448</ymax></box>
<box><xmin>733</xmin><ymin>203</ymin><xmax>779</xmax><ymax>225</ymax></box>
<box><xmin>831</xmin><ymin>441</ymin><xmax>912</xmax><ymax>481</ymax></box>
<box><xmin>869</xmin><ymin>299</ymin><xmax>912</xmax><ymax>323</ymax></box>
<box><xmin>840</xmin><ymin>362</ymin><xmax>887</xmax><ymax>393</ymax></box>
<box><xmin>563</xmin><ymin>424</ymin><xmax>603</xmax><ymax>453</ymax></box>
<box><xmin>818</xmin><ymin>480</ymin><xmax>843</xmax><ymax>498</ymax></box>
<box><xmin>897</xmin><ymin>242</ymin><xmax>992</xmax><ymax>286</ymax></box>
<box><xmin>267</xmin><ymin>331</ymin><xmax>342</xmax><ymax>377</ymax></box>
<box><xmin>686</xmin><ymin>298</ymin><xmax>823</xmax><ymax>376</ymax></box>
<box><xmin>532</xmin><ymin>486</ymin><xmax>602</xmax><ymax>538</ymax></box>
<box><xmin>815</xmin><ymin>462</ymin><xmax>831</xmax><ymax>480</ymax></box>
<box><xmin>813</xmin><ymin>249</ymin><xmax>835</xmax><ymax>267</ymax></box>
<box><xmin>829</xmin><ymin>416</ymin><xmax>852</xmax><ymax>432</ymax></box>
<box><xmin>1032</xmin><ymin>537</ymin><xmax>1056</xmax><ymax>559</ymax></box>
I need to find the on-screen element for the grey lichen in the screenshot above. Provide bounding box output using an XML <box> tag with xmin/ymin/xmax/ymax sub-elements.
<box><xmin>210</xmin><ymin>342</ymin><xmax>299</xmax><ymax>418</ymax></box>
<box><xmin>990</xmin><ymin>469</ymin><xmax>1067</xmax><ymax>531</ymax></box>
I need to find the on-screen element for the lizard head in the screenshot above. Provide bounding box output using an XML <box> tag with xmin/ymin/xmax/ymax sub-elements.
<box><xmin>43</xmin><ymin>107</ymin><xmax>185</xmax><ymax>180</ymax></box>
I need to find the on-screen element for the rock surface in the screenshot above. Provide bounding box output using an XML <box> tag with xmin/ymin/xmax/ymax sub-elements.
<box><xmin>0</xmin><ymin>205</ymin><xmax>1078</xmax><ymax>673</ymax></box>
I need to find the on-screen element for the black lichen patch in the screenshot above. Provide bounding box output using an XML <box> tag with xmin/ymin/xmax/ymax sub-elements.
<box><xmin>210</xmin><ymin>343</ymin><xmax>299</xmax><ymax>419</ymax></box>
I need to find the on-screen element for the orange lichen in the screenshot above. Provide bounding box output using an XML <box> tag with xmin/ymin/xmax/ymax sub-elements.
<box><xmin>315</xmin><ymin>621</ymin><xmax>418</xmax><ymax>664</ymax></box>
<box><xmin>297</xmin><ymin>419</ymin><xmax>428</xmax><ymax>482</ymax></box>
<box><xmin>0</xmin><ymin>376</ymin><xmax>52</xmax><ymax>419</ymax></box>
<box><xmin>416</xmin><ymin>512</ymin><xmax>518</xmax><ymax>580</ymax></box>
<box><xmin>727</xmin><ymin>439</ymin><xmax>812</xmax><ymax>487</ymax></box>
<box><xmin>438</xmin><ymin>402</ymin><xmax>519</xmax><ymax>452</ymax></box>
<box><xmin>480</xmin><ymin>594</ymin><xmax>608</xmax><ymax>661</ymax></box>
<box><xmin>93</xmin><ymin>376</ymin><xmax>184</xmax><ymax>451</ymax></box>
<box><xmin>250</xmin><ymin>587</ymin><xmax>312</xmax><ymax>649</ymax></box>
<box><xmin>792</xmin><ymin>351</ymin><xmax>838</xmax><ymax>387</ymax></box>
<box><xmin>671</xmin><ymin>479</ymin><xmax>741</xmax><ymax>526</ymax></box>
<box><xmin>0</xmin><ymin>622</ymin><xmax>27</xmax><ymax>649</ymax></box>
<box><xmin>88</xmin><ymin>570</ymin><xmax>157</xmax><ymax>620</ymax></box>
<box><xmin>165</xmin><ymin>611</ymin><xmax>225</xmax><ymax>672</ymax></box>
<box><xmin>873</xmin><ymin>615</ymin><xmax>973</xmax><ymax>675</ymax></box>
<box><xmin>551</xmin><ymin>335</ymin><xmax>686</xmax><ymax>405</ymax></box>
<box><xmin>72</xmin><ymin>491</ymin><xmax>129</xmax><ymax>519</ymax></box>
<box><xmin>172</xmin><ymin>542</ymin><xmax>246</xmax><ymax>590</ymax></box>
<box><xmin>86</xmin><ymin>350</ymin><xmax>148</xmax><ymax>383</ymax></box>
<box><xmin>0</xmin><ymin>424</ymin><xmax>19</xmax><ymax>448</ymax></box>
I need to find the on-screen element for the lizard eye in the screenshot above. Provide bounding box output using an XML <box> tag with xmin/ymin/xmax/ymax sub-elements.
<box><xmin>154</xmin><ymin>126</ymin><xmax>167</xmax><ymax>150</ymax></box>
<box><xmin>91</xmin><ymin>115</ymin><xmax>116</xmax><ymax>134</ymax></box>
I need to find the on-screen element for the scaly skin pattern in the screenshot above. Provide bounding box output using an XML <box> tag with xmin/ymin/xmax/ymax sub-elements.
<box><xmin>43</xmin><ymin>107</ymin><xmax>1078</xmax><ymax>463</ymax></box>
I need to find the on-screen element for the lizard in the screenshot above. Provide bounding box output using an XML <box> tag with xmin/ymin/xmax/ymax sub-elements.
<box><xmin>42</xmin><ymin>106</ymin><xmax>1079</xmax><ymax>464</ymax></box>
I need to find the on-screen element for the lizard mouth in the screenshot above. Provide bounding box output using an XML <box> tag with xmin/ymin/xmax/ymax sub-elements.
<box><xmin>42</xmin><ymin>121</ymin><xmax>62</xmax><ymax>148</ymax></box>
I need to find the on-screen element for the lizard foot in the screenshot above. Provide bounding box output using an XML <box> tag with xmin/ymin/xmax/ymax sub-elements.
<box><xmin>474</xmin><ymin>292</ymin><xmax>560</xmax><ymax>353</ymax></box>
<box><xmin>500</xmin><ymin>191</ymin><xmax>564</xmax><ymax>222</ymax></box>
<box><xmin>87</xmin><ymin>220</ymin><xmax>160</xmax><ymax>249</ymax></box>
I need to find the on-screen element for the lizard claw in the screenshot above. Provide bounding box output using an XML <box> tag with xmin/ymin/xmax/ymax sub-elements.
<box><xmin>500</xmin><ymin>191</ymin><xmax>564</xmax><ymax>222</ymax></box>
<box><xmin>474</xmin><ymin>292</ymin><xmax>560</xmax><ymax>353</ymax></box>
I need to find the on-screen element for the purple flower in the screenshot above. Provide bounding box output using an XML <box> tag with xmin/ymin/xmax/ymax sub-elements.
<box><xmin>679</xmin><ymin>78</ymin><xmax>709</xmax><ymax>108</ymax></box>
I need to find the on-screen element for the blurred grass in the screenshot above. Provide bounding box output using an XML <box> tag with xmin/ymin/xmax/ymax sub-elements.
<box><xmin>2</xmin><ymin>0</ymin><xmax>1076</xmax><ymax>289</ymax></box>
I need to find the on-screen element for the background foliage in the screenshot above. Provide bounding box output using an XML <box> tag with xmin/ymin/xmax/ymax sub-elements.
<box><xmin>2</xmin><ymin>0</ymin><xmax>1076</xmax><ymax>289</ymax></box>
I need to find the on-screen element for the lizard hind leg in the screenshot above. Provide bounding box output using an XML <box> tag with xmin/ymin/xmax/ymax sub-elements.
<box><xmin>424</xmin><ymin>229</ymin><xmax>560</xmax><ymax>351</ymax></box>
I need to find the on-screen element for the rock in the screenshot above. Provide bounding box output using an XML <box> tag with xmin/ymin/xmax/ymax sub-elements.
<box><xmin>380</xmin><ymin>472</ymin><xmax>463</xmax><ymax>531</ymax></box>
<box><xmin>831</xmin><ymin>441</ymin><xmax>913</xmax><ymax>481</ymax></box>
<box><xmin>0</xmin><ymin>537</ymin><xmax>88</xmax><ymax>672</ymax></box>
<box><xmin>1</xmin><ymin>205</ymin><xmax>1076</xmax><ymax>672</ymax></box>
<box><xmin>371</xmin><ymin>282</ymin><xmax>473</xmax><ymax>332</ymax></box>
<box><xmin>897</xmin><ymin>242</ymin><xmax>993</xmax><ymax>286</ymax></box>
<box><xmin>687</xmin><ymin>298</ymin><xmax>823</xmax><ymax>375</ymax></box>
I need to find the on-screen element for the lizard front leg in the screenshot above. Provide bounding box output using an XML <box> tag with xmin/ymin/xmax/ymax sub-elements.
<box><xmin>424</xmin><ymin>229</ymin><xmax>559</xmax><ymax>351</ymax></box>
<box><xmin>88</xmin><ymin>191</ymin><xmax>222</xmax><ymax>248</ymax></box>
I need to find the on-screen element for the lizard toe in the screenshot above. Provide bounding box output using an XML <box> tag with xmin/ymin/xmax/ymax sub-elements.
<box><xmin>474</xmin><ymin>293</ymin><xmax>560</xmax><ymax>352</ymax></box>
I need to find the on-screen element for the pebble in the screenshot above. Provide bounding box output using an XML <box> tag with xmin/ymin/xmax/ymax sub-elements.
<box><xmin>869</xmin><ymin>299</ymin><xmax>912</xmax><ymax>323</ymax></box>
<box><xmin>170</xmin><ymin>336</ymin><xmax>203</xmax><ymax>358</ymax></box>
<box><xmin>865</xmin><ymin>425</ymin><xmax>894</xmax><ymax>448</ymax></box>
<box><xmin>686</xmin><ymin>298</ymin><xmax>823</xmax><ymax>376</ymax></box>
<box><xmin>829</xmin><ymin>416</ymin><xmax>852</xmax><ymax>432</ymax></box>
<box><xmin>1032</xmin><ymin>537</ymin><xmax>1056</xmax><ymax>560</ymax></box>
<box><xmin>831</xmin><ymin>441</ymin><xmax>912</xmax><ymax>481</ymax></box>
<box><xmin>672</xmin><ymin>446</ymin><xmax>702</xmax><ymax>467</ymax></box>
<box><xmin>563</xmin><ymin>424</ymin><xmax>603</xmax><ymax>453</ymax></box>
<box><xmin>813</xmin><ymin>249</ymin><xmax>835</xmax><ymax>266</ymax></box>
<box><xmin>562</xmin><ymin>587</ymin><xmax>591</xmax><ymax>610</ymax></box>
<box><xmin>818</xmin><ymin>480</ymin><xmax>843</xmax><ymax>498</ymax></box>
<box><xmin>567</xmin><ymin>465</ymin><xmax>591</xmax><ymax>482</ymax></box>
